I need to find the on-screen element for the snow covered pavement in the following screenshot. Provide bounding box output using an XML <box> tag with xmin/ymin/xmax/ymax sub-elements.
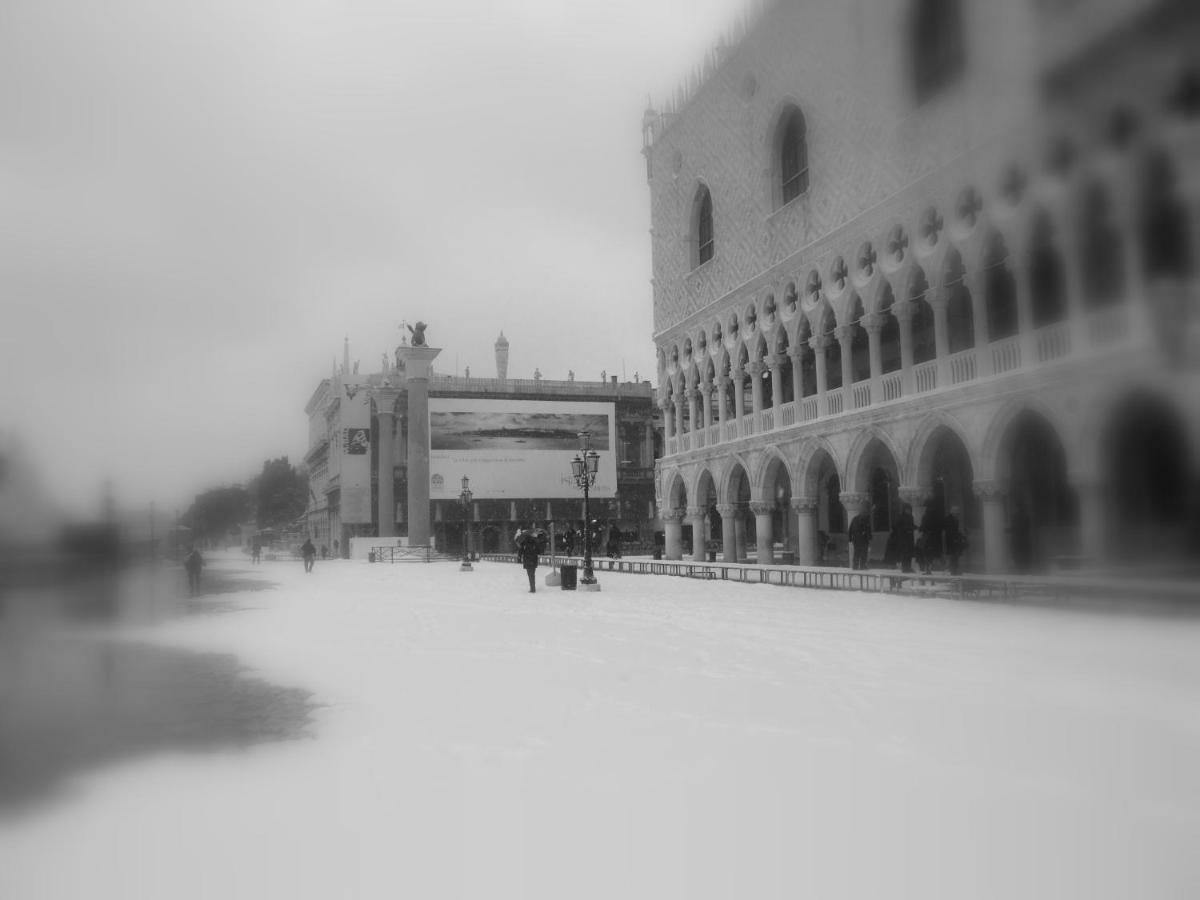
<box><xmin>3</xmin><ymin>554</ymin><xmax>1198</xmax><ymax>899</ymax></box>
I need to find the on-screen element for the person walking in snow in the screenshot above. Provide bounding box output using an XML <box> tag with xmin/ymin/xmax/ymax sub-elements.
<box><xmin>184</xmin><ymin>547</ymin><xmax>205</xmax><ymax>595</ymax></box>
<box><xmin>515</xmin><ymin>526</ymin><xmax>540</xmax><ymax>593</ymax></box>
<box><xmin>847</xmin><ymin>505</ymin><xmax>873</xmax><ymax>570</ymax></box>
<box><xmin>300</xmin><ymin>538</ymin><xmax>317</xmax><ymax>573</ymax></box>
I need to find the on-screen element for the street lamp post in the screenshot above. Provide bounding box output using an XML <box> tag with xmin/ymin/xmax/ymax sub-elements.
<box><xmin>459</xmin><ymin>475</ymin><xmax>473</xmax><ymax>572</ymax></box>
<box><xmin>570</xmin><ymin>431</ymin><xmax>601</xmax><ymax>591</ymax></box>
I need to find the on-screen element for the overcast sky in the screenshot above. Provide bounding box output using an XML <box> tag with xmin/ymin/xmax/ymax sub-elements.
<box><xmin>1</xmin><ymin>0</ymin><xmax>752</xmax><ymax>518</ymax></box>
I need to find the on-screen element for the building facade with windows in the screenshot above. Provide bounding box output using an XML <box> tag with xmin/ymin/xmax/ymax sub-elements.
<box><xmin>645</xmin><ymin>0</ymin><xmax>1200</xmax><ymax>572</ymax></box>
<box><xmin>305</xmin><ymin>335</ymin><xmax>663</xmax><ymax>557</ymax></box>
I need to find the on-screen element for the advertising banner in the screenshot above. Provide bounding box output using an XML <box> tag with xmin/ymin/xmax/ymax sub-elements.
<box><xmin>339</xmin><ymin>379</ymin><xmax>373</xmax><ymax>523</ymax></box>
<box><xmin>429</xmin><ymin>398</ymin><xmax>617</xmax><ymax>499</ymax></box>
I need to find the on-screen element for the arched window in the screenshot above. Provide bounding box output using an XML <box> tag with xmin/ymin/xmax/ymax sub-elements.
<box><xmin>984</xmin><ymin>235</ymin><xmax>1019</xmax><ymax>341</ymax></box>
<box><xmin>1080</xmin><ymin>181</ymin><xmax>1124</xmax><ymax>307</ymax></box>
<box><xmin>944</xmin><ymin>250</ymin><xmax>974</xmax><ymax>354</ymax></box>
<box><xmin>777</xmin><ymin>107</ymin><xmax>809</xmax><ymax>206</ymax></box>
<box><xmin>1030</xmin><ymin>211</ymin><xmax>1067</xmax><ymax>328</ymax></box>
<box><xmin>911</xmin><ymin>0</ymin><xmax>965</xmax><ymax>104</ymax></box>
<box><xmin>693</xmin><ymin>185</ymin><xmax>715</xmax><ymax>267</ymax></box>
<box><xmin>1141</xmin><ymin>152</ymin><xmax>1192</xmax><ymax>280</ymax></box>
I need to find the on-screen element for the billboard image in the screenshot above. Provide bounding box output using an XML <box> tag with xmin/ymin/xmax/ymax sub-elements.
<box><xmin>429</xmin><ymin>398</ymin><xmax>616</xmax><ymax>500</ymax></box>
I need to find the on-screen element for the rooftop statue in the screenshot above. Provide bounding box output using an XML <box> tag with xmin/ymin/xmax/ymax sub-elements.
<box><xmin>407</xmin><ymin>321</ymin><xmax>428</xmax><ymax>347</ymax></box>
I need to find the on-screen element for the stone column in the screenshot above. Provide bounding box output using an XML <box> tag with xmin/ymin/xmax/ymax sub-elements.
<box><xmin>396</xmin><ymin>344</ymin><xmax>442</xmax><ymax>547</ymax></box>
<box><xmin>660</xmin><ymin>399</ymin><xmax>674</xmax><ymax>441</ymax></box>
<box><xmin>687</xmin><ymin>505</ymin><xmax>708</xmax><ymax>561</ymax></box>
<box><xmin>1011</xmin><ymin>261</ymin><xmax>1035</xmax><ymax>366</ymax></box>
<box><xmin>966</xmin><ymin>272</ymin><xmax>992</xmax><ymax>377</ymax></box>
<box><xmin>894</xmin><ymin>300</ymin><xmax>916</xmax><ymax>395</ymax></box>
<box><xmin>732</xmin><ymin>367</ymin><xmax>746</xmax><ymax>421</ymax></box>
<box><xmin>686</xmin><ymin>386</ymin><xmax>700</xmax><ymax>435</ymax></box>
<box><xmin>931</xmin><ymin>295</ymin><xmax>950</xmax><ymax>386</ymax></box>
<box><xmin>733</xmin><ymin>509</ymin><xmax>747</xmax><ymax>562</ymax></box>
<box><xmin>751</xmin><ymin>500</ymin><xmax>775</xmax><ymax>564</ymax></box>
<box><xmin>717</xmin><ymin>503</ymin><xmax>739</xmax><ymax>562</ymax></box>
<box><xmin>747</xmin><ymin>360</ymin><xmax>765</xmax><ymax>416</ymax></box>
<box><xmin>791</xmin><ymin>496</ymin><xmax>819</xmax><ymax>565</ymax></box>
<box><xmin>769</xmin><ymin>355</ymin><xmax>784</xmax><ymax>413</ymax></box>
<box><xmin>714</xmin><ymin>376</ymin><xmax>729</xmax><ymax>430</ymax></box>
<box><xmin>790</xmin><ymin>351</ymin><xmax>805</xmax><ymax>412</ymax></box>
<box><xmin>863</xmin><ymin>313</ymin><xmax>885</xmax><ymax>396</ymax></box>
<box><xmin>973</xmin><ymin>480</ymin><xmax>1008</xmax><ymax>574</ymax></box>
<box><xmin>662</xmin><ymin>507</ymin><xmax>685</xmax><ymax>560</ymax></box>
<box><xmin>701</xmin><ymin>380</ymin><xmax>714</xmax><ymax>431</ymax></box>
<box><xmin>1058</xmin><ymin>222</ymin><xmax>1088</xmax><ymax>345</ymax></box>
<box><xmin>675</xmin><ymin>395</ymin><xmax>686</xmax><ymax>437</ymax></box>
<box><xmin>835</xmin><ymin>325</ymin><xmax>855</xmax><ymax>399</ymax></box>
<box><xmin>371</xmin><ymin>385</ymin><xmax>403</xmax><ymax>537</ymax></box>
<box><xmin>810</xmin><ymin>334</ymin><xmax>829</xmax><ymax>415</ymax></box>
<box><xmin>1074</xmin><ymin>479</ymin><xmax>1108</xmax><ymax>564</ymax></box>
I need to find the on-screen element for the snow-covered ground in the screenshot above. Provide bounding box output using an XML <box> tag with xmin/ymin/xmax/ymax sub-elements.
<box><xmin>3</xmin><ymin>554</ymin><xmax>1199</xmax><ymax>899</ymax></box>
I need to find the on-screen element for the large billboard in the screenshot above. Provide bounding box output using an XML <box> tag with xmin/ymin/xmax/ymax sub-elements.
<box><xmin>429</xmin><ymin>398</ymin><xmax>617</xmax><ymax>500</ymax></box>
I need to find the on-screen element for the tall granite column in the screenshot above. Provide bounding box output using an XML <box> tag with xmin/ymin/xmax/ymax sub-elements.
<box><xmin>371</xmin><ymin>383</ymin><xmax>403</xmax><ymax>538</ymax></box>
<box><xmin>397</xmin><ymin>344</ymin><xmax>442</xmax><ymax>547</ymax></box>
<box><xmin>792</xmin><ymin>496</ymin><xmax>819</xmax><ymax>565</ymax></box>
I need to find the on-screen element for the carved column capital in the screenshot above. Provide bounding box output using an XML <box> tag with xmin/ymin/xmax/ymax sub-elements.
<box><xmin>685</xmin><ymin>505</ymin><xmax>708</xmax><ymax>520</ymax></box>
<box><xmin>714</xmin><ymin>375</ymin><xmax>730</xmax><ymax>389</ymax></box>
<box><xmin>660</xmin><ymin>506</ymin><xmax>686</xmax><ymax>523</ymax></box>
<box><xmin>809</xmin><ymin>334</ymin><xmax>831</xmax><ymax>351</ymax></box>
<box><xmin>834</xmin><ymin>325</ymin><xmax>856</xmax><ymax>345</ymax></box>
<box><xmin>715</xmin><ymin>503</ymin><xmax>740</xmax><ymax>518</ymax></box>
<box><xmin>749</xmin><ymin>500</ymin><xmax>775</xmax><ymax>517</ymax></box>
<box><xmin>746</xmin><ymin>360</ymin><xmax>765</xmax><ymax>377</ymax></box>
<box><xmin>790</xmin><ymin>495</ymin><xmax>819</xmax><ymax>514</ymax></box>
<box><xmin>861</xmin><ymin>313</ymin><xmax>887</xmax><ymax>333</ymax></box>
<box><xmin>839</xmin><ymin>491</ymin><xmax>869</xmax><ymax>512</ymax></box>
<box><xmin>972</xmin><ymin>480</ymin><xmax>1008</xmax><ymax>501</ymax></box>
<box><xmin>769</xmin><ymin>353</ymin><xmax>789</xmax><ymax>370</ymax></box>
<box><xmin>892</xmin><ymin>300</ymin><xmax>915</xmax><ymax>323</ymax></box>
<box><xmin>898</xmin><ymin>486</ymin><xmax>927</xmax><ymax>506</ymax></box>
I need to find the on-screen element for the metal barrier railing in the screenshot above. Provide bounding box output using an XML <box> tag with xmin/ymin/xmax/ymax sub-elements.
<box><xmin>369</xmin><ymin>545</ymin><xmax>460</xmax><ymax>563</ymax></box>
<box><xmin>475</xmin><ymin>554</ymin><xmax>1200</xmax><ymax>605</ymax></box>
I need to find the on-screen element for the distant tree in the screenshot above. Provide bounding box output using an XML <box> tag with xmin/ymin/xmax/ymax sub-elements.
<box><xmin>182</xmin><ymin>485</ymin><xmax>252</xmax><ymax>543</ymax></box>
<box><xmin>254</xmin><ymin>457</ymin><xmax>308</xmax><ymax>530</ymax></box>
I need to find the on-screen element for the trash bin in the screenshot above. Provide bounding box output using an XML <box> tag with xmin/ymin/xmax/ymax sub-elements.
<box><xmin>560</xmin><ymin>564</ymin><xmax>578</xmax><ymax>590</ymax></box>
<box><xmin>368</xmin><ymin>550</ymin><xmax>376</xmax><ymax>563</ymax></box>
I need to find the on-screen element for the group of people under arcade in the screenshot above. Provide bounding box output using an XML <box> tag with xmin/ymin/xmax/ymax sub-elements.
<box><xmin>847</xmin><ymin>497</ymin><xmax>968</xmax><ymax>576</ymax></box>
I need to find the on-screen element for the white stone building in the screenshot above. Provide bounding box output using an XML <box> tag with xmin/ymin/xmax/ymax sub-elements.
<box><xmin>646</xmin><ymin>0</ymin><xmax>1200</xmax><ymax>573</ymax></box>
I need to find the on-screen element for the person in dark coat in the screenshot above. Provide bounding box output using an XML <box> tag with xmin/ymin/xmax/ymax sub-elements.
<box><xmin>607</xmin><ymin>523</ymin><xmax>622</xmax><ymax>559</ymax></box>
<box><xmin>301</xmin><ymin>538</ymin><xmax>317</xmax><ymax>573</ymax></box>
<box><xmin>515</xmin><ymin>526</ymin><xmax>539</xmax><ymax>592</ymax></box>
<box><xmin>894</xmin><ymin>503</ymin><xmax>916</xmax><ymax>573</ymax></box>
<box><xmin>944</xmin><ymin>507</ymin><xmax>967</xmax><ymax>575</ymax></box>
<box><xmin>847</xmin><ymin>506</ymin><xmax>873</xmax><ymax>570</ymax></box>
<box><xmin>918</xmin><ymin>505</ymin><xmax>944</xmax><ymax>574</ymax></box>
<box><xmin>563</xmin><ymin>527</ymin><xmax>576</xmax><ymax>556</ymax></box>
<box><xmin>184</xmin><ymin>547</ymin><xmax>205</xmax><ymax>595</ymax></box>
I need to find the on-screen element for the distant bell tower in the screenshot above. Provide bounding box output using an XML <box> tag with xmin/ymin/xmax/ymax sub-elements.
<box><xmin>494</xmin><ymin>331</ymin><xmax>509</xmax><ymax>383</ymax></box>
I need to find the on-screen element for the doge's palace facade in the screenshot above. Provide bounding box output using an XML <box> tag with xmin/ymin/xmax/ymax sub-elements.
<box><xmin>646</xmin><ymin>0</ymin><xmax>1200</xmax><ymax>573</ymax></box>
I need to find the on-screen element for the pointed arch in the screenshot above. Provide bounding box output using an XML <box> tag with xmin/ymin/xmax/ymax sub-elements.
<box><xmin>690</xmin><ymin>183</ymin><xmax>715</xmax><ymax>268</ymax></box>
<box><xmin>772</xmin><ymin>104</ymin><xmax>810</xmax><ymax>208</ymax></box>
